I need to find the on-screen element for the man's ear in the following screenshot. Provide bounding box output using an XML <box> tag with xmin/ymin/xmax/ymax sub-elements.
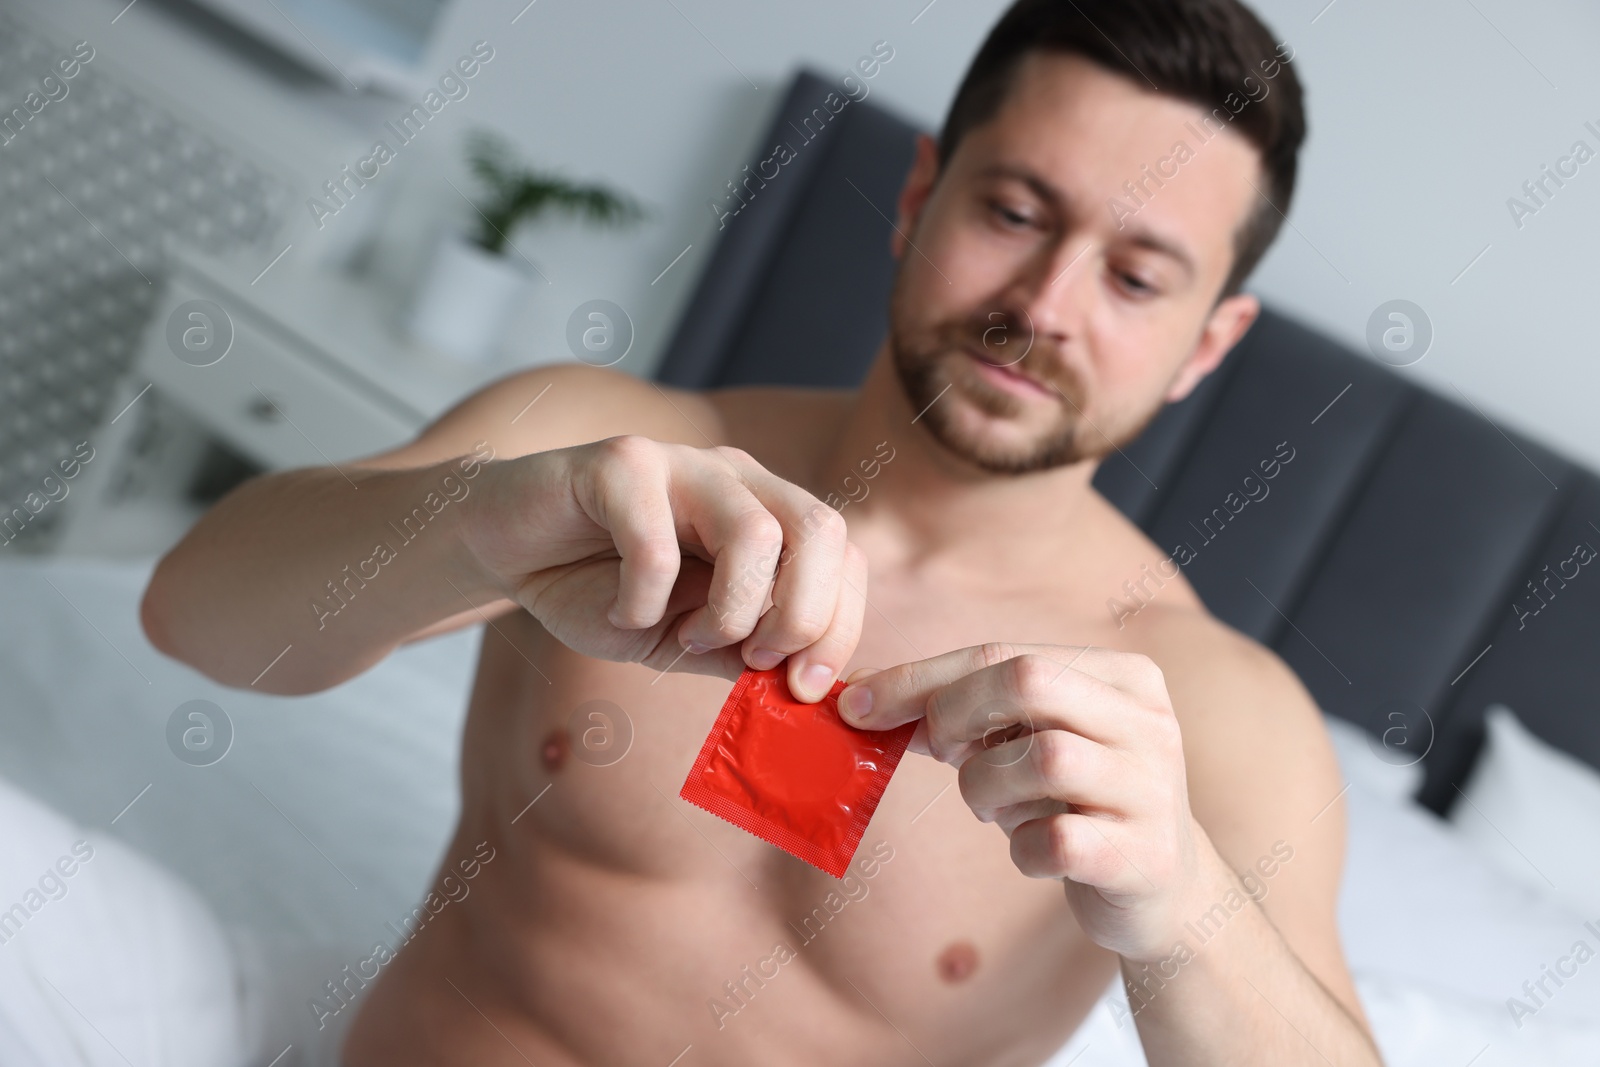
<box><xmin>891</xmin><ymin>133</ymin><xmax>941</xmax><ymax>260</ymax></box>
<box><xmin>1164</xmin><ymin>292</ymin><xmax>1259</xmax><ymax>403</ymax></box>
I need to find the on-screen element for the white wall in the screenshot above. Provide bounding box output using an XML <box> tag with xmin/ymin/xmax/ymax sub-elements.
<box><xmin>21</xmin><ymin>0</ymin><xmax>1600</xmax><ymax>469</ymax></box>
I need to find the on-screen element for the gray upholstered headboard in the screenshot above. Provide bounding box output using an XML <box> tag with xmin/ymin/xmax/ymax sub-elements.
<box><xmin>655</xmin><ymin>70</ymin><xmax>1600</xmax><ymax>815</ymax></box>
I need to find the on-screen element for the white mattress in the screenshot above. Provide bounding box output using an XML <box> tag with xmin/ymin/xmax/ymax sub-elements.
<box><xmin>1</xmin><ymin>556</ymin><xmax>1596</xmax><ymax>1066</ymax></box>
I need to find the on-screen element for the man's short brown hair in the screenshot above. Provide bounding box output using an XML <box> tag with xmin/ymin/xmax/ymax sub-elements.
<box><xmin>937</xmin><ymin>0</ymin><xmax>1307</xmax><ymax>300</ymax></box>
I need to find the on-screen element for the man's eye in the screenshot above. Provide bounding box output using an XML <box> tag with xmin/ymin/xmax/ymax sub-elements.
<box><xmin>990</xmin><ymin>203</ymin><xmax>1032</xmax><ymax>227</ymax></box>
<box><xmin>1118</xmin><ymin>272</ymin><xmax>1157</xmax><ymax>296</ymax></box>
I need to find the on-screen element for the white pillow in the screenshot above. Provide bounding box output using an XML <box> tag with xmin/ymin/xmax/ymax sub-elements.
<box><xmin>1448</xmin><ymin>704</ymin><xmax>1600</xmax><ymax>918</ymax></box>
<box><xmin>1322</xmin><ymin>714</ymin><xmax>1423</xmax><ymax>803</ymax></box>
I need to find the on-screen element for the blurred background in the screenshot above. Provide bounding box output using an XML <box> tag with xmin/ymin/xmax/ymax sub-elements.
<box><xmin>0</xmin><ymin>0</ymin><xmax>1596</xmax><ymax>558</ymax></box>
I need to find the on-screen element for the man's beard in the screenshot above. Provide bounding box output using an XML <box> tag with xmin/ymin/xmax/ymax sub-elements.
<box><xmin>888</xmin><ymin>282</ymin><xmax>1161</xmax><ymax>476</ymax></box>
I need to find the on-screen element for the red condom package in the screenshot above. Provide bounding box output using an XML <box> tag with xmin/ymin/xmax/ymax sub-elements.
<box><xmin>680</xmin><ymin>666</ymin><xmax>916</xmax><ymax>878</ymax></box>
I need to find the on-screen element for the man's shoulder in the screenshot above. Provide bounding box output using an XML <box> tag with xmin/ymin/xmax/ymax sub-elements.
<box><xmin>704</xmin><ymin>384</ymin><xmax>855</xmax><ymax>482</ymax></box>
<box><xmin>488</xmin><ymin>364</ymin><xmax>849</xmax><ymax>459</ymax></box>
<box><xmin>523</xmin><ymin>363</ymin><xmax>730</xmax><ymax>448</ymax></box>
<box><xmin>371</xmin><ymin>360</ymin><xmax>852</xmax><ymax>499</ymax></box>
<box><xmin>1128</xmin><ymin>601</ymin><xmax>1326</xmax><ymax>770</ymax></box>
<box><xmin>1127</xmin><ymin>599</ymin><xmax>1301</xmax><ymax>696</ymax></box>
<box><xmin>404</xmin><ymin>363</ymin><xmax>736</xmax><ymax>465</ymax></box>
<box><xmin>1130</xmin><ymin>599</ymin><xmax>1343</xmax><ymax>859</ymax></box>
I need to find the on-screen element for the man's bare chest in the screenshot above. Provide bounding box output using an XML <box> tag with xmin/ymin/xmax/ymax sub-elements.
<box><xmin>468</xmin><ymin>576</ymin><xmax>1130</xmax><ymax>903</ymax></box>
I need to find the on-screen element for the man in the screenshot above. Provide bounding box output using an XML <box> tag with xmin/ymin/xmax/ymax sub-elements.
<box><xmin>142</xmin><ymin>0</ymin><xmax>1385</xmax><ymax>1063</ymax></box>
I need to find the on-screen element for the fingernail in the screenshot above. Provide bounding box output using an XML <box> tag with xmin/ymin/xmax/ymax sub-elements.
<box><xmin>685</xmin><ymin>640</ymin><xmax>710</xmax><ymax>655</ymax></box>
<box><xmin>747</xmin><ymin>648</ymin><xmax>783</xmax><ymax>670</ymax></box>
<box><xmin>799</xmin><ymin>663</ymin><xmax>835</xmax><ymax>702</ymax></box>
<box><xmin>837</xmin><ymin>683</ymin><xmax>872</xmax><ymax>723</ymax></box>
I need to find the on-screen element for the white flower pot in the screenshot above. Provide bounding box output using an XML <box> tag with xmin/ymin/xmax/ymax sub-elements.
<box><xmin>404</xmin><ymin>235</ymin><xmax>530</xmax><ymax>364</ymax></box>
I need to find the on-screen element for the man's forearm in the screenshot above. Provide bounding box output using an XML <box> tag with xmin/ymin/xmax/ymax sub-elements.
<box><xmin>143</xmin><ymin>453</ymin><xmax>505</xmax><ymax>694</ymax></box>
<box><xmin>1120</xmin><ymin>856</ymin><xmax>1382</xmax><ymax>1067</ymax></box>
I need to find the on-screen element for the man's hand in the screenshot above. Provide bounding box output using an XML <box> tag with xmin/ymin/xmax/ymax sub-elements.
<box><xmin>458</xmin><ymin>435</ymin><xmax>865</xmax><ymax>701</ymax></box>
<box><xmin>837</xmin><ymin>642</ymin><xmax>1231</xmax><ymax>963</ymax></box>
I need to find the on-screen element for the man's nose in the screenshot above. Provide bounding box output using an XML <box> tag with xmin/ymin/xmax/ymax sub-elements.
<box><xmin>997</xmin><ymin>238</ymin><xmax>1094</xmax><ymax>351</ymax></box>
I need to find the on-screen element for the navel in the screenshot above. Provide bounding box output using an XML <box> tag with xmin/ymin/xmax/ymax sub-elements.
<box><xmin>541</xmin><ymin>728</ymin><xmax>571</xmax><ymax>772</ymax></box>
<box><xmin>937</xmin><ymin>940</ymin><xmax>980</xmax><ymax>983</ymax></box>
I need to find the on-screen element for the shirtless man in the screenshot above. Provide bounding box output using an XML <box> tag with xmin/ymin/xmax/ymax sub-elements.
<box><xmin>140</xmin><ymin>0</ymin><xmax>1385</xmax><ymax>1063</ymax></box>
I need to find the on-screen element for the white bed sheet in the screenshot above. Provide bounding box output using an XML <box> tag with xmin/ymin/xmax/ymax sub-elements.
<box><xmin>1</xmin><ymin>556</ymin><xmax>1597</xmax><ymax>1065</ymax></box>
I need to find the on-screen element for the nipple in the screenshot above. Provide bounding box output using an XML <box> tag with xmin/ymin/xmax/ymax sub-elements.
<box><xmin>937</xmin><ymin>940</ymin><xmax>980</xmax><ymax>983</ymax></box>
<box><xmin>541</xmin><ymin>728</ymin><xmax>571</xmax><ymax>772</ymax></box>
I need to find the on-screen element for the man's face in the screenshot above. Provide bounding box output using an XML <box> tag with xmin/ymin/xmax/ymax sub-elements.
<box><xmin>888</xmin><ymin>53</ymin><xmax>1262</xmax><ymax>475</ymax></box>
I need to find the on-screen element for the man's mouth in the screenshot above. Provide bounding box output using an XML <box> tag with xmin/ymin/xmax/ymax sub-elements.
<box><xmin>963</xmin><ymin>347</ymin><xmax>1052</xmax><ymax>399</ymax></box>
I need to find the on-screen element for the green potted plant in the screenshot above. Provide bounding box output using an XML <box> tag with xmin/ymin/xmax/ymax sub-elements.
<box><xmin>407</xmin><ymin>130</ymin><xmax>645</xmax><ymax>364</ymax></box>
